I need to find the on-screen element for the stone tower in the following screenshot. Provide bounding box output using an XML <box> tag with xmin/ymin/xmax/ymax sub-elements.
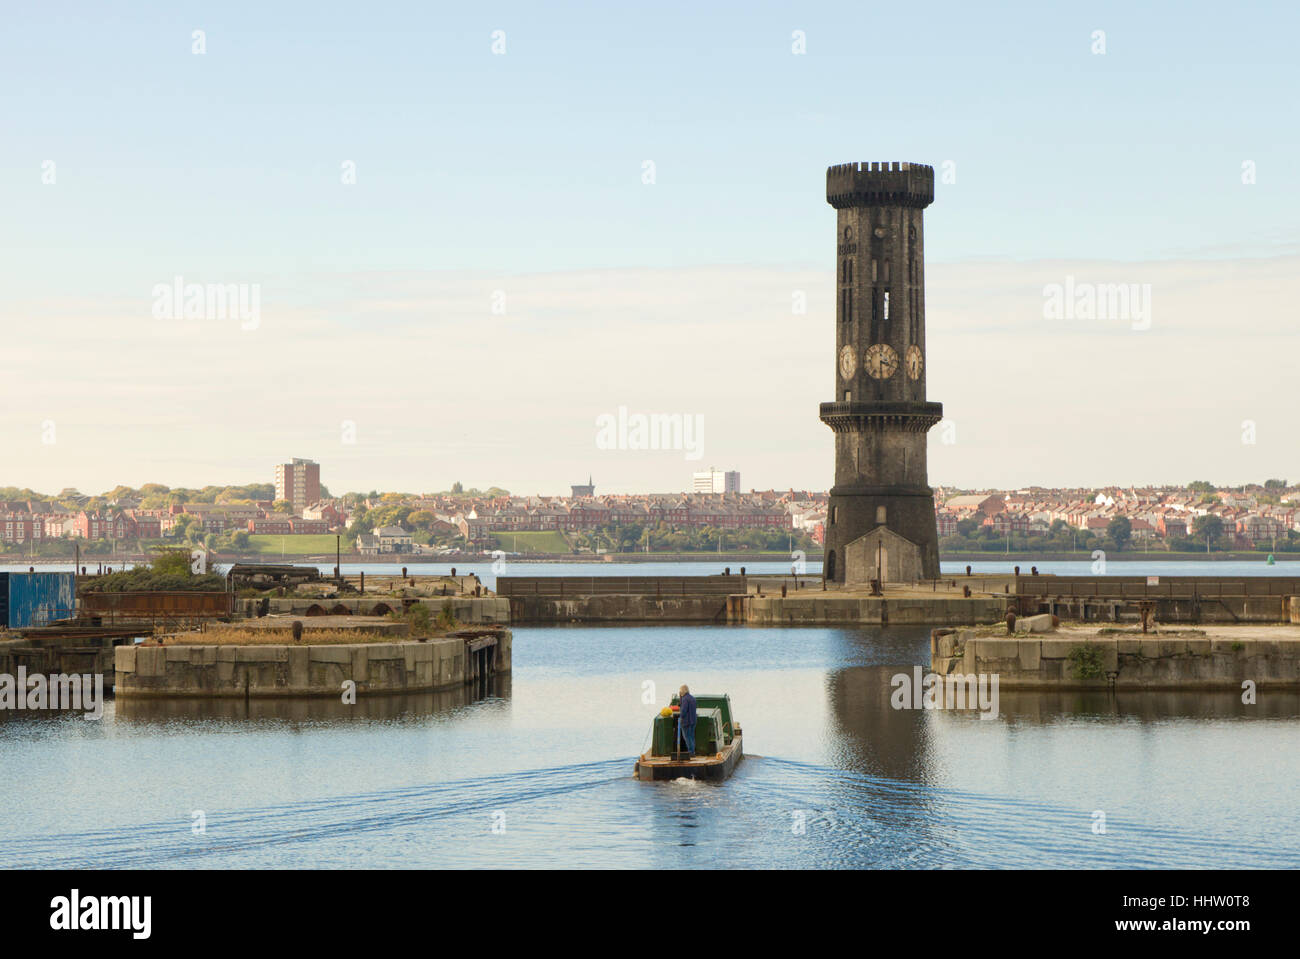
<box><xmin>820</xmin><ymin>162</ymin><xmax>942</xmax><ymax>584</ymax></box>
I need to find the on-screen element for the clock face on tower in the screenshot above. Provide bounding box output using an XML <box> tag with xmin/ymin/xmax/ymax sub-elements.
<box><xmin>905</xmin><ymin>344</ymin><xmax>923</xmax><ymax>380</ymax></box>
<box><xmin>864</xmin><ymin>343</ymin><xmax>899</xmax><ymax>379</ymax></box>
<box><xmin>838</xmin><ymin>345</ymin><xmax>857</xmax><ymax>380</ymax></box>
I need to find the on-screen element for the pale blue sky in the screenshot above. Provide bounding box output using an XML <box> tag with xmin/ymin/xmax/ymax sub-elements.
<box><xmin>5</xmin><ymin>0</ymin><xmax>1296</xmax><ymax>286</ymax></box>
<box><xmin>2</xmin><ymin>2</ymin><xmax>1297</xmax><ymax>494</ymax></box>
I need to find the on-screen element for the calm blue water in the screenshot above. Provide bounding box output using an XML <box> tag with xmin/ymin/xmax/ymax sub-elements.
<box><xmin>2</xmin><ymin>624</ymin><xmax>1296</xmax><ymax>869</ymax></box>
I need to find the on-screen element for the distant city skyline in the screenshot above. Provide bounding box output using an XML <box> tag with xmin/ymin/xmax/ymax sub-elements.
<box><xmin>4</xmin><ymin>2</ymin><xmax>1298</xmax><ymax>494</ymax></box>
<box><xmin>4</xmin><ymin>473</ymin><xmax>1296</xmax><ymax>504</ymax></box>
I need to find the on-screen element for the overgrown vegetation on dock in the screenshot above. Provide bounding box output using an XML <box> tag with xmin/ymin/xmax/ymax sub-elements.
<box><xmin>79</xmin><ymin>550</ymin><xmax>225</xmax><ymax>593</ymax></box>
<box><xmin>388</xmin><ymin>600</ymin><xmax>459</xmax><ymax>632</ymax></box>
<box><xmin>1067</xmin><ymin>643</ymin><xmax>1106</xmax><ymax>679</ymax></box>
<box><xmin>159</xmin><ymin>626</ymin><xmax>410</xmax><ymax>645</ymax></box>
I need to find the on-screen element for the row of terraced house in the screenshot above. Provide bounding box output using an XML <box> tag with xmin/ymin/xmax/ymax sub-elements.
<box><xmin>449</xmin><ymin>493</ymin><xmax>814</xmax><ymax>545</ymax></box>
<box><xmin>0</xmin><ymin>498</ymin><xmax>345</xmax><ymax>544</ymax></box>
<box><xmin>0</xmin><ymin>503</ymin><xmax>164</xmax><ymax>543</ymax></box>
<box><xmin>935</xmin><ymin>486</ymin><xmax>1300</xmax><ymax>548</ymax></box>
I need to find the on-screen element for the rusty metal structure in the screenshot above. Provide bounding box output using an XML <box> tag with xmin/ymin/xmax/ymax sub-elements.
<box><xmin>80</xmin><ymin>590</ymin><xmax>234</xmax><ymax>628</ymax></box>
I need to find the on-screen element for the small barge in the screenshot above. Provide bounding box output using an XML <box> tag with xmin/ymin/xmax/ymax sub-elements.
<box><xmin>634</xmin><ymin>692</ymin><xmax>743</xmax><ymax>782</ymax></box>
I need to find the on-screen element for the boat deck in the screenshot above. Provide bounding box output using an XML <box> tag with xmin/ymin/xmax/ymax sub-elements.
<box><xmin>635</xmin><ymin>735</ymin><xmax>743</xmax><ymax>782</ymax></box>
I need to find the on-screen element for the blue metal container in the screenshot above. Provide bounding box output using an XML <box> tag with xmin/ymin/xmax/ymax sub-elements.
<box><xmin>0</xmin><ymin>572</ymin><xmax>77</xmax><ymax>628</ymax></box>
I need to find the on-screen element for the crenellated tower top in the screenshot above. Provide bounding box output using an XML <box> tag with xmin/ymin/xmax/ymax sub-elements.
<box><xmin>826</xmin><ymin>162</ymin><xmax>934</xmax><ymax>209</ymax></box>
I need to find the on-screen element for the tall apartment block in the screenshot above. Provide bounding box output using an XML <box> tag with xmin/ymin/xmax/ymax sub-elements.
<box><xmin>692</xmin><ymin>468</ymin><xmax>741</xmax><ymax>494</ymax></box>
<box><xmin>274</xmin><ymin>458</ymin><xmax>321</xmax><ymax>511</ymax></box>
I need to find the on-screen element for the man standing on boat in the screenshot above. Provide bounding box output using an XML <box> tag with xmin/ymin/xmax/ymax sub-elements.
<box><xmin>677</xmin><ymin>685</ymin><xmax>697</xmax><ymax>757</ymax></box>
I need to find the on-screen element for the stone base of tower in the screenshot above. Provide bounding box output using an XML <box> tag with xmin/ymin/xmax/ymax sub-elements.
<box><xmin>843</xmin><ymin>527</ymin><xmax>923</xmax><ymax>585</ymax></box>
<box><xmin>822</xmin><ymin>488</ymin><xmax>940</xmax><ymax>584</ymax></box>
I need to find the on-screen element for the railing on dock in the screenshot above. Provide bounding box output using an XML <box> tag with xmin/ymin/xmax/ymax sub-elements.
<box><xmin>495</xmin><ymin>575</ymin><xmax>748</xmax><ymax>598</ymax></box>
<box><xmin>1013</xmin><ymin>575</ymin><xmax>1300</xmax><ymax>600</ymax></box>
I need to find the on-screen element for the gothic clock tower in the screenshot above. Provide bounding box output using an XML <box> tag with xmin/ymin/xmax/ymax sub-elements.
<box><xmin>820</xmin><ymin>162</ymin><xmax>942</xmax><ymax>584</ymax></box>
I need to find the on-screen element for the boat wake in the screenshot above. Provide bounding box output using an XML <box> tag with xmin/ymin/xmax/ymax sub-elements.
<box><xmin>2</xmin><ymin>754</ymin><xmax>1290</xmax><ymax>869</ymax></box>
<box><xmin>0</xmin><ymin>758</ymin><xmax>631</xmax><ymax>869</ymax></box>
<box><xmin>738</xmin><ymin>756</ymin><xmax>1296</xmax><ymax>869</ymax></box>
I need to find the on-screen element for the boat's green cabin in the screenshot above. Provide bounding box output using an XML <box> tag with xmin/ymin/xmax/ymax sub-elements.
<box><xmin>671</xmin><ymin>693</ymin><xmax>736</xmax><ymax>740</ymax></box>
<box><xmin>648</xmin><ymin>693</ymin><xmax>737</xmax><ymax>757</ymax></box>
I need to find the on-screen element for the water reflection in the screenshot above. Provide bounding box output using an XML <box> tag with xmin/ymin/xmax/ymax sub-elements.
<box><xmin>114</xmin><ymin>672</ymin><xmax>511</xmax><ymax>724</ymax></box>
<box><xmin>999</xmin><ymin>688</ymin><xmax>1300</xmax><ymax>723</ymax></box>
<box><xmin>825</xmin><ymin>657</ymin><xmax>1300</xmax><ymax>745</ymax></box>
<box><xmin>825</xmin><ymin>665</ymin><xmax>930</xmax><ymax>780</ymax></box>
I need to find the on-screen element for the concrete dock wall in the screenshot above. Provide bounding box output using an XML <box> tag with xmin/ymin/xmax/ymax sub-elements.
<box><xmin>114</xmin><ymin>675</ymin><xmax>512</xmax><ymax>722</ymax></box>
<box><xmin>1016</xmin><ymin>575</ymin><xmax>1300</xmax><ymax>625</ymax></box>
<box><xmin>260</xmin><ymin>596</ymin><xmax>509</xmax><ymax>624</ymax></box>
<box><xmin>745</xmin><ymin>595</ymin><xmax>1007</xmax><ymax>626</ymax></box>
<box><xmin>506</xmin><ymin>592</ymin><xmax>1006</xmax><ymax>625</ymax></box>
<box><xmin>507</xmin><ymin>595</ymin><xmax>730</xmax><ymax>624</ymax></box>
<box><xmin>114</xmin><ymin>630</ymin><xmax>510</xmax><ymax>698</ymax></box>
<box><xmin>487</xmin><ymin>572</ymin><xmax>1300</xmax><ymax>627</ymax></box>
<box><xmin>496</xmin><ymin>575</ymin><xmax>745</xmax><ymax>597</ymax></box>
<box><xmin>0</xmin><ymin>636</ymin><xmax>118</xmax><ymax>684</ymax></box>
<box><xmin>932</xmin><ymin>628</ymin><xmax>1300</xmax><ymax>689</ymax></box>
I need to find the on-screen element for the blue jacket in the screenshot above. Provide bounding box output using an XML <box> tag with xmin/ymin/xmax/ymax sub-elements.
<box><xmin>678</xmin><ymin>693</ymin><xmax>697</xmax><ymax>727</ymax></box>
